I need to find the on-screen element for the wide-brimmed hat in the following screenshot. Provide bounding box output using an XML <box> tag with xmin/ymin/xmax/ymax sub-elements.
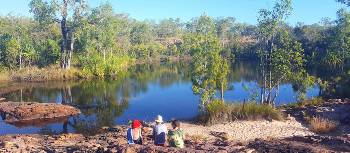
<box><xmin>155</xmin><ymin>115</ymin><xmax>163</xmax><ymax>123</ymax></box>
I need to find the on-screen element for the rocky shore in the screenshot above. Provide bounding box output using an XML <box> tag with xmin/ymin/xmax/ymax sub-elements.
<box><xmin>0</xmin><ymin>102</ymin><xmax>81</xmax><ymax>123</ymax></box>
<box><xmin>0</xmin><ymin>125</ymin><xmax>349</xmax><ymax>152</ymax></box>
<box><xmin>284</xmin><ymin>98</ymin><xmax>350</xmax><ymax>134</ymax></box>
<box><xmin>0</xmin><ymin>99</ymin><xmax>350</xmax><ymax>152</ymax></box>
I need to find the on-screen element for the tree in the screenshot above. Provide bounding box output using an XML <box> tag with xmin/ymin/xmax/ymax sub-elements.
<box><xmin>156</xmin><ymin>18</ymin><xmax>181</xmax><ymax>38</ymax></box>
<box><xmin>336</xmin><ymin>0</ymin><xmax>350</xmax><ymax>6</ymax></box>
<box><xmin>130</xmin><ymin>22</ymin><xmax>153</xmax><ymax>45</ymax></box>
<box><xmin>187</xmin><ymin>14</ymin><xmax>216</xmax><ymax>36</ymax></box>
<box><xmin>29</xmin><ymin>0</ymin><xmax>87</xmax><ymax>69</ymax></box>
<box><xmin>81</xmin><ymin>2</ymin><xmax>119</xmax><ymax>61</ymax></box>
<box><xmin>215</xmin><ymin>17</ymin><xmax>235</xmax><ymax>45</ymax></box>
<box><xmin>257</xmin><ymin>0</ymin><xmax>296</xmax><ymax>105</ymax></box>
<box><xmin>188</xmin><ymin>34</ymin><xmax>229</xmax><ymax>110</ymax></box>
<box><xmin>0</xmin><ymin>34</ymin><xmax>20</xmax><ymax>68</ymax></box>
<box><xmin>332</xmin><ymin>9</ymin><xmax>350</xmax><ymax>66</ymax></box>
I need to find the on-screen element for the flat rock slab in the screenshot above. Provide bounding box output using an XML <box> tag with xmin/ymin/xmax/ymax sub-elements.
<box><xmin>0</xmin><ymin>102</ymin><xmax>81</xmax><ymax>123</ymax></box>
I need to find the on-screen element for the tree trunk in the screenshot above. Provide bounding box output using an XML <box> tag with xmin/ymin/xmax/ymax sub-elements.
<box><xmin>19</xmin><ymin>50</ymin><xmax>22</xmax><ymax>70</ymax></box>
<box><xmin>221</xmin><ymin>82</ymin><xmax>224</xmax><ymax>102</ymax></box>
<box><xmin>60</xmin><ymin>0</ymin><xmax>68</xmax><ymax>69</ymax></box>
<box><xmin>66</xmin><ymin>31</ymin><xmax>74</xmax><ymax>69</ymax></box>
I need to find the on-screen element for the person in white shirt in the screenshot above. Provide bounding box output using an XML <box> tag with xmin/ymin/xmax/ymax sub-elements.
<box><xmin>153</xmin><ymin>115</ymin><xmax>167</xmax><ymax>146</ymax></box>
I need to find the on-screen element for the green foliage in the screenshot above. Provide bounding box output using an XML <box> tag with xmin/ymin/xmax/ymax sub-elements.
<box><xmin>130</xmin><ymin>42</ymin><xmax>167</xmax><ymax>59</ymax></box>
<box><xmin>188</xmin><ymin>34</ymin><xmax>230</xmax><ymax>107</ymax></box>
<box><xmin>0</xmin><ymin>34</ymin><xmax>20</xmax><ymax>68</ymax></box>
<box><xmin>38</xmin><ymin>39</ymin><xmax>60</xmax><ymax>66</ymax></box>
<box><xmin>189</xmin><ymin>14</ymin><xmax>216</xmax><ymax>36</ymax></box>
<box><xmin>336</xmin><ymin>0</ymin><xmax>350</xmax><ymax>6</ymax></box>
<box><xmin>130</xmin><ymin>22</ymin><xmax>153</xmax><ymax>45</ymax></box>
<box><xmin>156</xmin><ymin>18</ymin><xmax>181</xmax><ymax>38</ymax></box>
<box><xmin>256</xmin><ymin>0</ymin><xmax>308</xmax><ymax>105</ymax></box>
<box><xmin>29</xmin><ymin>0</ymin><xmax>57</xmax><ymax>26</ymax></box>
<box><xmin>79</xmin><ymin>54</ymin><xmax>132</xmax><ymax>78</ymax></box>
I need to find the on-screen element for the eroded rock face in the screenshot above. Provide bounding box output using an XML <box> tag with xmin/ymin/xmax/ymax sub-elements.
<box><xmin>0</xmin><ymin>102</ymin><xmax>81</xmax><ymax>123</ymax></box>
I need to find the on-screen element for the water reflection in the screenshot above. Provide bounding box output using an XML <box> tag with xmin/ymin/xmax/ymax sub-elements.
<box><xmin>1</xmin><ymin>61</ymin><xmax>342</xmax><ymax>135</ymax></box>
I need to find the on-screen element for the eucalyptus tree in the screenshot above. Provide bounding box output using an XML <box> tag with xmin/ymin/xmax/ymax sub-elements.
<box><xmin>29</xmin><ymin>0</ymin><xmax>88</xmax><ymax>69</ymax></box>
<box><xmin>130</xmin><ymin>22</ymin><xmax>153</xmax><ymax>45</ymax></box>
<box><xmin>187</xmin><ymin>14</ymin><xmax>216</xmax><ymax>36</ymax></box>
<box><xmin>257</xmin><ymin>0</ymin><xmax>305</xmax><ymax>105</ymax></box>
<box><xmin>187</xmin><ymin>34</ymin><xmax>229</xmax><ymax>109</ymax></box>
<box><xmin>156</xmin><ymin>18</ymin><xmax>182</xmax><ymax>38</ymax></box>
<box><xmin>215</xmin><ymin>17</ymin><xmax>235</xmax><ymax>46</ymax></box>
<box><xmin>329</xmin><ymin>9</ymin><xmax>350</xmax><ymax>67</ymax></box>
<box><xmin>83</xmin><ymin>2</ymin><xmax>118</xmax><ymax>61</ymax></box>
<box><xmin>0</xmin><ymin>16</ymin><xmax>36</xmax><ymax>69</ymax></box>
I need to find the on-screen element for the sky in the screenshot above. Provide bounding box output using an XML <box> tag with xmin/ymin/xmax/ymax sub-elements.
<box><xmin>0</xmin><ymin>0</ymin><xmax>348</xmax><ymax>25</ymax></box>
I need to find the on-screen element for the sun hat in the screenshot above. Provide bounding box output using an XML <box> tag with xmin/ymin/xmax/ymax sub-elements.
<box><xmin>132</xmin><ymin>120</ymin><xmax>141</xmax><ymax>129</ymax></box>
<box><xmin>155</xmin><ymin>115</ymin><xmax>163</xmax><ymax>123</ymax></box>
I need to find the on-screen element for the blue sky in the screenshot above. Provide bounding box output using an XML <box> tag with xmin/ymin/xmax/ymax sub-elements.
<box><xmin>0</xmin><ymin>0</ymin><xmax>348</xmax><ymax>25</ymax></box>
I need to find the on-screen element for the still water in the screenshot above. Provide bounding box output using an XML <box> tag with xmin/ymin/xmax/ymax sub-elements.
<box><xmin>0</xmin><ymin>61</ymin><xmax>319</xmax><ymax>135</ymax></box>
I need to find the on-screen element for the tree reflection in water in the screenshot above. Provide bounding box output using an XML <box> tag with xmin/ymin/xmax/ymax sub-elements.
<box><xmin>1</xmin><ymin>61</ymin><xmax>348</xmax><ymax>134</ymax></box>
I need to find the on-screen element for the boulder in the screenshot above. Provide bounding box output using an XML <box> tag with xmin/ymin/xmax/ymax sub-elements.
<box><xmin>0</xmin><ymin>102</ymin><xmax>80</xmax><ymax>123</ymax></box>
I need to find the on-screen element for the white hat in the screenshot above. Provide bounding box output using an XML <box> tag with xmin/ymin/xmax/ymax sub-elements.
<box><xmin>155</xmin><ymin>115</ymin><xmax>163</xmax><ymax>123</ymax></box>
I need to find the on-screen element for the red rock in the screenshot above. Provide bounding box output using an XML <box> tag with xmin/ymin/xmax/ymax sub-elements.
<box><xmin>0</xmin><ymin>102</ymin><xmax>80</xmax><ymax>123</ymax></box>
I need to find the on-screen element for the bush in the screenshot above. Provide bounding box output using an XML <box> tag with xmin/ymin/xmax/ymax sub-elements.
<box><xmin>200</xmin><ymin>100</ymin><xmax>283</xmax><ymax>125</ymax></box>
<box><xmin>79</xmin><ymin>54</ymin><xmax>133</xmax><ymax>78</ymax></box>
<box><xmin>309</xmin><ymin>117</ymin><xmax>337</xmax><ymax>134</ymax></box>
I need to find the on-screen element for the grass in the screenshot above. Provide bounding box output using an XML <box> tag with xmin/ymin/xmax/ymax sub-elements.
<box><xmin>186</xmin><ymin>134</ymin><xmax>208</xmax><ymax>143</ymax></box>
<box><xmin>0</xmin><ymin>69</ymin><xmax>10</xmax><ymax>82</ymax></box>
<box><xmin>309</xmin><ymin>116</ymin><xmax>337</xmax><ymax>134</ymax></box>
<box><xmin>199</xmin><ymin>100</ymin><xmax>283</xmax><ymax>125</ymax></box>
<box><xmin>10</xmin><ymin>66</ymin><xmax>83</xmax><ymax>82</ymax></box>
<box><xmin>284</xmin><ymin>97</ymin><xmax>325</xmax><ymax>108</ymax></box>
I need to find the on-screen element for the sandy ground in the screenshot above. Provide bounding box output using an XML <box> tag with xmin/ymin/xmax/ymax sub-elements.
<box><xmin>166</xmin><ymin>117</ymin><xmax>314</xmax><ymax>142</ymax></box>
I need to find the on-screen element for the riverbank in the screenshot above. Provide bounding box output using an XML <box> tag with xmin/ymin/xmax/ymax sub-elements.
<box><xmin>1</xmin><ymin>122</ymin><xmax>349</xmax><ymax>152</ymax></box>
<box><xmin>0</xmin><ymin>56</ymin><xmax>191</xmax><ymax>83</ymax></box>
<box><xmin>0</xmin><ymin>99</ymin><xmax>350</xmax><ymax>152</ymax></box>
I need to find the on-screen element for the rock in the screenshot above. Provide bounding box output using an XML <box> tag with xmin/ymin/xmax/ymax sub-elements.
<box><xmin>286</xmin><ymin>114</ymin><xmax>292</xmax><ymax>120</ymax></box>
<box><xmin>0</xmin><ymin>102</ymin><xmax>81</xmax><ymax>123</ymax></box>
<box><xmin>245</xmin><ymin>149</ymin><xmax>256</xmax><ymax>153</ymax></box>
<box><xmin>0</xmin><ymin>98</ymin><xmax>5</xmax><ymax>101</ymax></box>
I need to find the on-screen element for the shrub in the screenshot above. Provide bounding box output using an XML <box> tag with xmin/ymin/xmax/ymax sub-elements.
<box><xmin>200</xmin><ymin>100</ymin><xmax>283</xmax><ymax>125</ymax></box>
<box><xmin>309</xmin><ymin>117</ymin><xmax>337</xmax><ymax>134</ymax></box>
<box><xmin>79</xmin><ymin>54</ymin><xmax>133</xmax><ymax>78</ymax></box>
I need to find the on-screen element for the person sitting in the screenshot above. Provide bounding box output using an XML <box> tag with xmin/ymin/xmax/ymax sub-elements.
<box><xmin>127</xmin><ymin>119</ymin><xmax>143</xmax><ymax>145</ymax></box>
<box><xmin>153</xmin><ymin>115</ymin><xmax>167</xmax><ymax>146</ymax></box>
<box><xmin>168</xmin><ymin>120</ymin><xmax>185</xmax><ymax>148</ymax></box>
